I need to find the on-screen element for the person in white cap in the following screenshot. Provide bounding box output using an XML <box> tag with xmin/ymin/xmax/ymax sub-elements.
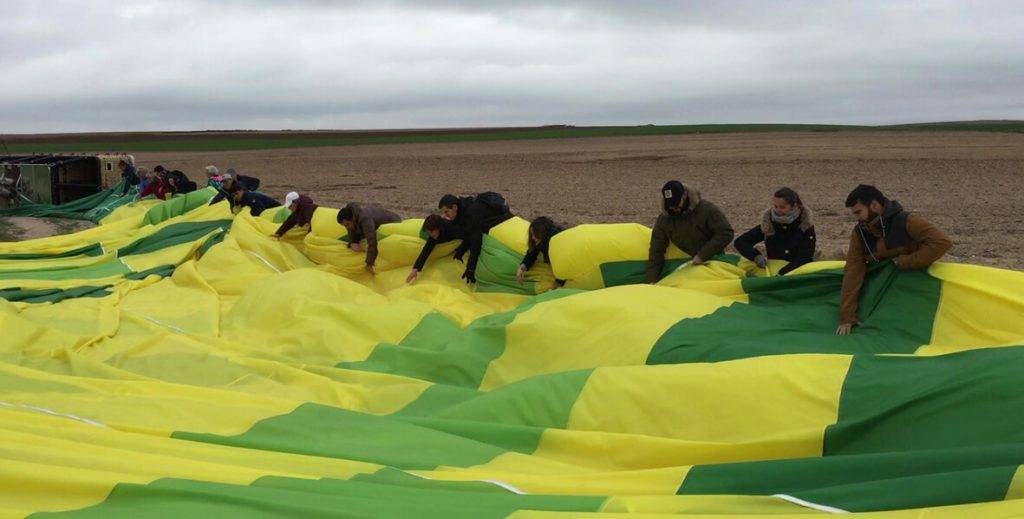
<box><xmin>274</xmin><ymin>192</ymin><xmax>318</xmax><ymax>239</ymax></box>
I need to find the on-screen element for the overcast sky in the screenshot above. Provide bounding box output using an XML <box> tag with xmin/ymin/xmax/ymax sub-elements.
<box><xmin>2</xmin><ymin>0</ymin><xmax>1022</xmax><ymax>133</ymax></box>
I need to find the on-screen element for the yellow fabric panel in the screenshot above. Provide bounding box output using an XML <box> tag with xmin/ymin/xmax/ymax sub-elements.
<box><xmin>657</xmin><ymin>260</ymin><xmax>749</xmax><ymax>302</ymax></box>
<box><xmin>220</xmin><ymin>269</ymin><xmax>434</xmax><ymax>365</ymax></box>
<box><xmin>489</xmin><ymin>216</ymin><xmax>532</xmax><ymax>254</ymax></box>
<box><xmin>99</xmin><ymin>198</ymin><xmax>163</xmax><ymax>224</ymax></box>
<box><xmin>599</xmin><ymin>495</ymin><xmax>824</xmax><ymax>515</ymax></box>
<box><xmin>564</xmin><ymin>355</ymin><xmax>852</xmax><ymax>465</ymax></box>
<box><xmin>548</xmin><ymin>223</ymin><xmax>685</xmax><ymax>281</ymax></box>
<box><xmin>918</xmin><ymin>263</ymin><xmax>1024</xmax><ymax>354</ymax></box>
<box><xmin>0</xmin><ymin>406</ymin><xmax>379</xmax><ymax>516</ymax></box>
<box><xmin>0</xmin><ymin>362</ymin><xmax>299</xmax><ymax>437</ymax></box>
<box><xmin>1005</xmin><ymin>465</ymin><xmax>1024</xmax><ymax>500</ymax></box>
<box><xmin>480</xmin><ymin>285</ymin><xmax>733</xmax><ymax>390</ymax></box>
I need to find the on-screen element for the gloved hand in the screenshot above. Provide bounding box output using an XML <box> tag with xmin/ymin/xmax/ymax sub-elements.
<box><xmin>462</xmin><ymin>269</ymin><xmax>476</xmax><ymax>284</ymax></box>
<box><xmin>453</xmin><ymin>250</ymin><xmax>465</xmax><ymax>263</ymax></box>
<box><xmin>755</xmin><ymin>255</ymin><xmax>768</xmax><ymax>269</ymax></box>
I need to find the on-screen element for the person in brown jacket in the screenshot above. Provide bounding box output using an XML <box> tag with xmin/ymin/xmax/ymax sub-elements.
<box><xmin>337</xmin><ymin>202</ymin><xmax>402</xmax><ymax>274</ymax></box>
<box><xmin>837</xmin><ymin>184</ymin><xmax>953</xmax><ymax>335</ymax></box>
<box><xmin>646</xmin><ymin>180</ymin><xmax>735</xmax><ymax>283</ymax></box>
<box><xmin>274</xmin><ymin>192</ymin><xmax>318</xmax><ymax>239</ymax></box>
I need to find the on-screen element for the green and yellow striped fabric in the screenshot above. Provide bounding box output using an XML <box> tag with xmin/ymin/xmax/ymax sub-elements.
<box><xmin>1</xmin><ymin>196</ymin><xmax>1023</xmax><ymax>517</ymax></box>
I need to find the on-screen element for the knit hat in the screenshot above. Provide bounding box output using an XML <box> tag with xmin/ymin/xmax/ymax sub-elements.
<box><xmin>284</xmin><ymin>191</ymin><xmax>300</xmax><ymax>207</ymax></box>
<box><xmin>661</xmin><ymin>180</ymin><xmax>685</xmax><ymax>211</ymax></box>
<box><xmin>337</xmin><ymin>205</ymin><xmax>354</xmax><ymax>223</ymax></box>
<box><xmin>205</xmin><ymin>165</ymin><xmax>219</xmax><ymax>176</ymax></box>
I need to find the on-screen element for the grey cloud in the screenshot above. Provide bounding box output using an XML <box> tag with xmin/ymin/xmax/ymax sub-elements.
<box><xmin>1</xmin><ymin>0</ymin><xmax>1022</xmax><ymax>133</ymax></box>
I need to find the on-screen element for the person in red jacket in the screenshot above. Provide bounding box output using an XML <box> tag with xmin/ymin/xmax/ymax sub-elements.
<box><xmin>137</xmin><ymin>169</ymin><xmax>168</xmax><ymax>200</ymax></box>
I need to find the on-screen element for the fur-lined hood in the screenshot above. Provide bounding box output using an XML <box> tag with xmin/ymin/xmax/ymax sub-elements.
<box><xmin>760</xmin><ymin>205</ymin><xmax>814</xmax><ymax>236</ymax></box>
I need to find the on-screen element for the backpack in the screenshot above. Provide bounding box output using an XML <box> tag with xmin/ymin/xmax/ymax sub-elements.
<box><xmin>475</xmin><ymin>191</ymin><xmax>509</xmax><ymax>216</ymax></box>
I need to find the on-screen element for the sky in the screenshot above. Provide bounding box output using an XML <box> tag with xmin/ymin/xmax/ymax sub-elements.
<box><xmin>2</xmin><ymin>0</ymin><xmax>1023</xmax><ymax>133</ymax></box>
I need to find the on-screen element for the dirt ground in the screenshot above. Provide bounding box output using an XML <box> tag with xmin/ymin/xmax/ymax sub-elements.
<box><xmin>0</xmin><ymin>217</ymin><xmax>94</xmax><ymax>242</ymax></box>
<box><xmin>127</xmin><ymin>131</ymin><xmax>1020</xmax><ymax>270</ymax></box>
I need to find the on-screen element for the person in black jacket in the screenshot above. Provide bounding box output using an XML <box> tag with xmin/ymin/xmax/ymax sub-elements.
<box><xmin>118</xmin><ymin>159</ymin><xmax>139</xmax><ymax>195</ymax></box>
<box><xmin>407</xmin><ymin>192</ymin><xmax>512</xmax><ymax>284</ymax></box>
<box><xmin>233</xmin><ymin>187</ymin><xmax>281</xmax><ymax>217</ymax></box>
<box><xmin>516</xmin><ymin>216</ymin><xmax>565</xmax><ymax>284</ymax></box>
<box><xmin>733</xmin><ymin>187</ymin><xmax>817</xmax><ymax>275</ymax></box>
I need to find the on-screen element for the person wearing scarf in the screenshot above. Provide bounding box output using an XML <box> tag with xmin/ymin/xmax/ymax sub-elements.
<box><xmin>734</xmin><ymin>187</ymin><xmax>817</xmax><ymax>276</ymax></box>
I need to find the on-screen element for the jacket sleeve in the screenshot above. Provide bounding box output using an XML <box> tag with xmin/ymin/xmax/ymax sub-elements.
<box><xmin>209</xmin><ymin>190</ymin><xmax>226</xmax><ymax>205</ymax></box>
<box><xmin>897</xmin><ymin>215</ymin><xmax>952</xmax><ymax>270</ymax></box>
<box><xmin>839</xmin><ymin>228</ymin><xmax>868</xmax><ymax>324</ymax></box>
<box><xmin>696</xmin><ymin>206</ymin><xmax>735</xmax><ymax>261</ymax></box>
<box><xmin>645</xmin><ymin>216</ymin><xmax>670</xmax><ymax>283</ymax></box>
<box><xmin>779</xmin><ymin>227</ymin><xmax>817</xmax><ymax>276</ymax></box>
<box><xmin>465</xmin><ymin>232</ymin><xmax>483</xmax><ymax>273</ymax></box>
<box><xmin>361</xmin><ymin>218</ymin><xmax>380</xmax><ymax>266</ymax></box>
<box><xmin>139</xmin><ymin>182</ymin><xmax>157</xmax><ymax>199</ymax></box>
<box><xmin>274</xmin><ymin>212</ymin><xmax>299</xmax><ymax>236</ymax></box>
<box><xmin>733</xmin><ymin>225</ymin><xmax>765</xmax><ymax>261</ymax></box>
<box><xmin>522</xmin><ymin>246</ymin><xmax>541</xmax><ymax>269</ymax></box>
<box><xmin>413</xmin><ymin>237</ymin><xmax>438</xmax><ymax>271</ymax></box>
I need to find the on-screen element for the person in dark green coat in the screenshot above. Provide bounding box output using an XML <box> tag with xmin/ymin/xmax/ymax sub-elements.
<box><xmin>646</xmin><ymin>180</ymin><xmax>735</xmax><ymax>283</ymax></box>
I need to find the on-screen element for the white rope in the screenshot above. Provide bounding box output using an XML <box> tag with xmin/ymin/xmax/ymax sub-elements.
<box><xmin>774</xmin><ymin>494</ymin><xmax>848</xmax><ymax>513</ymax></box>
<box><xmin>0</xmin><ymin>400</ymin><xmax>107</xmax><ymax>428</ymax></box>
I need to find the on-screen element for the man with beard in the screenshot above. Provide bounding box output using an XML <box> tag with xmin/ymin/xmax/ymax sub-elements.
<box><xmin>837</xmin><ymin>184</ymin><xmax>952</xmax><ymax>335</ymax></box>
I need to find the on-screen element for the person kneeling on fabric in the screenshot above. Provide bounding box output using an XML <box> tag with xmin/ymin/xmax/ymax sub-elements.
<box><xmin>337</xmin><ymin>202</ymin><xmax>402</xmax><ymax>275</ymax></box>
<box><xmin>517</xmin><ymin>216</ymin><xmax>565</xmax><ymax>285</ymax></box>
<box><xmin>273</xmin><ymin>191</ymin><xmax>317</xmax><ymax>239</ymax></box>
<box><xmin>733</xmin><ymin>187</ymin><xmax>816</xmax><ymax>276</ymax></box>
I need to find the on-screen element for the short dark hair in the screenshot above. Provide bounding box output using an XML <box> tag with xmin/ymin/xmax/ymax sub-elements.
<box><xmin>845</xmin><ymin>184</ymin><xmax>887</xmax><ymax>208</ymax></box>
<box><xmin>337</xmin><ymin>205</ymin><xmax>353</xmax><ymax>223</ymax></box>
<box><xmin>438</xmin><ymin>194</ymin><xmax>458</xmax><ymax>209</ymax></box>
<box><xmin>154</xmin><ymin>165</ymin><xmax>166</xmax><ymax>173</ymax></box>
<box><xmin>423</xmin><ymin>213</ymin><xmax>444</xmax><ymax>232</ymax></box>
<box><xmin>773</xmin><ymin>187</ymin><xmax>803</xmax><ymax>207</ymax></box>
<box><xmin>529</xmin><ymin>216</ymin><xmax>556</xmax><ymax>242</ymax></box>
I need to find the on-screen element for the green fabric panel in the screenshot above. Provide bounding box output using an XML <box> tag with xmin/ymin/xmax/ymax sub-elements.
<box><xmin>38</xmin><ymin>475</ymin><xmax>604</xmax><ymax>518</ymax></box>
<box><xmin>599</xmin><ymin>259</ymin><xmax>686</xmax><ymax>287</ymax></box>
<box><xmin>397</xmin><ymin>369</ymin><xmax>593</xmax><ymax>454</ymax></box>
<box><xmin>647</xmin><ymin>261</ymin><xmax>941</xmax><ymax>364</ymax></box>
<box><xmin>476</xmin><ymin>234</ymin><xmax>537</xmax><ymax>295</ymax></box>
<box><xmin>270</xmin><ymin>206</ymin><xmax>290</xmax><ymax>223</ymax></box>
<box><xmin>116</xmin><ymin>220</ymin><xmax>233</xmax><ymax>257</ymax></box>
<box><xmin>678</xmin><ymin>442</ymin><xmax>1024</xmax><ymax>512</ymax></box>
<box><xmin>341</xmin><ymin>289</ymin><xmax>581</xmax><ymax>387</ymax></box>
<box><xmin>0</xmin><ymin>258</ymin><xmax>128</xmax><ymax>281</ymax></box>
<box><xmin>174</xmin><ymin>369</ymin><xmax>591</xmax><ymax>470</ymax></box>
<box><xmin>600</xmin><ymin>254</ymin><xmax>742</xmax><ymax>288</ymax></box>
<box><xmin>196</xmin><ymin>229</ymin><xmax>228</xmax><ymax>257</ymax></box>
<box><xmin>0</xmin><ymin>181</ymin><xmax>136</xmax><ymax>222</ymax></box>
<box><xmin>0</xmin><ymin>243</ymin><xmax>103</xmax><ymax>260</ymax></box>
<box><xmin>173</xmin><ymin>403</ymin><xmax>513</xmax><ymax>470</ymax></box>
<box><xmin>0</xmin><ymin>284</ymin><xmax>112</xmax><ymax>303</ymax></box>
<box><xmin>125</xmin><ymin>264</ymin><xmax>177</xmax><ymax>280</ymax></box>
<box><xmin>824</xmin><ymin>346</ymin><xmax>1024</xmax><ymax>455</ymax></box>
<box><xmin>141</xmin><ymin>188</ymin><xmax>217</xmax><ymax>226</ymax></box>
